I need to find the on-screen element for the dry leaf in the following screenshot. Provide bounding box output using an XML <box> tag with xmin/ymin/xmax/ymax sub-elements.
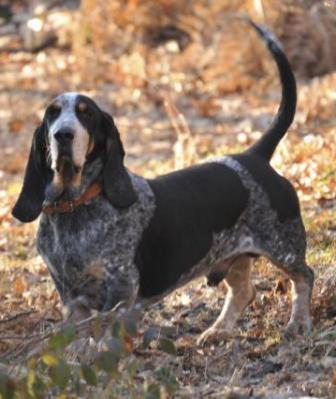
<box><xmin>8</xmin><ymin>119</ymin><xmax>23</xmax><ymax>134</ymax></box>
<box><xmin>13</xmin><ymin>276</ymin><xmax>26</xmax><ymax>296</ymax></box>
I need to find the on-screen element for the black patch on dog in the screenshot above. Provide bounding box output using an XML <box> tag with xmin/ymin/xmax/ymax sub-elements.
<box><xmin>12</xmin><ymin>124</ymin><xmax>51</xmax><ymax>222</ymax></box>
<box><xmin>136</xmin><ymin>162</ymin><xmax>249</xmax><ymax>297</ymax></box>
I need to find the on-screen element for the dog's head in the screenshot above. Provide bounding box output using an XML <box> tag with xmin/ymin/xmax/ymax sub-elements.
<box><xmin>12</xmin><ymin>92</ymin><xmax>137</xmax><ymax>222</ymax></box>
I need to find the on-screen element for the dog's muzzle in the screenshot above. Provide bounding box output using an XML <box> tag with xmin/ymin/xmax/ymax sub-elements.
<box><xmin>56</xmin><ymin>155</ymin><xmax>79</xmax><ymax>185</ymax></box>
<box><xmin>54</xmin><ymin>128</ymin><xmax>74</xmax><ymax>146</ymax></box>
<box><xmin>54</xmin><ymin>128</ymin><xmax>80</xmax><ymax>185</ymax></box>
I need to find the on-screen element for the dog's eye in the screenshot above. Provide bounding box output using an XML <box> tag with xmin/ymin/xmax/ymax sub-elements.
<box><xmin>78</xmin><ymin>102</ymin><xmax>92</xmax><ymax>116</ymax></box>
<box><xmin>48</xmin><ymin>104</ymin><xmax>61</xmax><ymax>118</ymax></box>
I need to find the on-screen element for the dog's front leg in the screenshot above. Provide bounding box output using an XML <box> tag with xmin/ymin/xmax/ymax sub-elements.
<box><xmin>60</xmin><ymin>296</ymin><xmax>98</xmax><ymax>362</ymax></box>
<box><xmin>102</xmin><ymin>262</ymin><xmax>140</xmax><ymax>312</ymax></box>
<box><xmin>98</xmin><ymin>265</ymin><xmax>142</xmax><ymax>352</ymax></box>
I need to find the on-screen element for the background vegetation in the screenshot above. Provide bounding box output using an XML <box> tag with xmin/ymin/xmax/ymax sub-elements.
<box><xmin>0</xmin><ymin>0</ymin><xmax>335</xmax><ymax>397</ymax></box>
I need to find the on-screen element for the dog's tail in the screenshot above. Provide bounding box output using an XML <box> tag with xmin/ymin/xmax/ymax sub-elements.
<box><xmin>245</xmin><ymin>20</ymin><xmax>297</xmax><ymax>162</ymax></box>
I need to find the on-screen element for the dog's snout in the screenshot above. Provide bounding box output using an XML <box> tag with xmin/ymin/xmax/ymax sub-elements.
<box><xmin>54</xmin><ymin>129</ymin><xmax>74</xmax><ymax>144</ymax></box>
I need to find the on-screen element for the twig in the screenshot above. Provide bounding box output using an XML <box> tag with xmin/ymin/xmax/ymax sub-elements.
<box><xmin>164</xmin><ymin>95</ymin><xmax>196</xmax><ymax>169</ymax></box>
<box><xmin>0</xmin><ymin>335</ymin><xmax>42</xmax><ymax>340</ymax></box>
<box><xmin>0</xmin><ymin>310</ymin><xmax>37</xmax><ymax>325</ymax></box>
<box><xmin>25</xmin><ymin>301</ymin><xmax>128</xmax><ymax>361</ymax></box>
<box><xmin>0</xmin><ymin>306</ymin><xmax>58</xmax><ymax>362</ymax></box>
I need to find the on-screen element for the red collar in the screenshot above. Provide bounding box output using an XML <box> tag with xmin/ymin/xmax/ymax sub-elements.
<box><xmin>42</xmin><ymin>182</ymin><xmax>102</xmax><ymax>215</ymax></box>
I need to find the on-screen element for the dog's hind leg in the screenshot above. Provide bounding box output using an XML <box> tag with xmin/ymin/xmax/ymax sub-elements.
<box><xmin>197</xmin><ymin>256</ymin><xmax>256</xmax><ymax>345</ymax></box>
<box><xmin>258</xmin><ymin>217</ymin><xmax>314</xmax><ymax>338</ymax></box>
<box><xmin>278</xmin><ymin>261</ymin><xmax>314</xmax><ymax>338</ymax></box>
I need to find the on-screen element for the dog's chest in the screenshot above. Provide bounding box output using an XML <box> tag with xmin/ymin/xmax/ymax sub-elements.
<box><xmin>37</xmin><ymin>200</ymin><xmax>120</xmax><ymax>304</ymax></box>
<box><xmin>37</xmin><ymin>177</ymin><xmax>156</xmax><ymax>307</ymax></box>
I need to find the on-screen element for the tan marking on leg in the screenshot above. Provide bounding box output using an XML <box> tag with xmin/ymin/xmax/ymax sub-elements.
<box><xmin>197</xmin><ymin>256</ymin><xmax>256</xmax><ymax>345</ymax></box>
<box><xmin>285</xmin><ymin>267</ymin><xmax>313</xmax><ymax>337</ymax></box>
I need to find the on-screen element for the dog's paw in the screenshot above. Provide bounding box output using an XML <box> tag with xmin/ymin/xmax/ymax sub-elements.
<box><xmin>196</xmin><ymin>327</ymin><xmax>232</xmax><ymax>346</ymax></box>
<box><xmin>284</xmin><ymin>319</ymin><xmax>312</xmax><ymax>340</ymax></box>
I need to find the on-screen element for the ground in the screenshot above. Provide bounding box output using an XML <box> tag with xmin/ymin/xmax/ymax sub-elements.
<box><xmin>0</xmin><ymin>2</ymin><xmax>336</xmax><ymax>398</ymax></box>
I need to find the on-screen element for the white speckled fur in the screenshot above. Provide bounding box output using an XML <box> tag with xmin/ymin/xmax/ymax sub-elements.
<box><xmin>38</xmin><ymin>170</ymin><xmax>156</xmax><ymax>311</ymax></box>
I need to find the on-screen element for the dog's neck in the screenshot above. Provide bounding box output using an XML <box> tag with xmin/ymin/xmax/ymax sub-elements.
<box><xmin>72</xmin><ymin>158</ymin><xmax>103</xmax><ymax>198</ymax></box>
<box><xmin>42</xmin><ymin>182</ymin><xmax>103</xmax><ymax>215</ymax></box>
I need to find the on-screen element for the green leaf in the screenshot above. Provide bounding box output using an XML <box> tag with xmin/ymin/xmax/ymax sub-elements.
<box><xmin>126</xmin><ymin>360</ymin><xmax>138</xmax><ymax>378</ymax></box>
<box><xmin>123</xmin><ymin>315</ymin><xmax>138</xmax><ymax>337</ymax></box>
<box><xmin>81</xmin><ymin>364</ymin><xmax>97</xmax><ymax>386</ymax></box>
<box><xmin>48</xmin><ymin>324</ymin><xmax>76</xmax><ymax>350</ymax></box>
<box><xmin>49</xmin><ymin>359</ymin><xmax>70</xmax><ymax>391</ymax></box>
<box><xmin>0</xmin><ymin>372</ymin><xmax>15</xmax><ymax>399</ymax></box>
<box><xmin>27</xmin><ymin>369</ymin><xmax>46</xmax><ymax>399</ymax></box>
<box><xmin>95</xmin><ymin>351</ymin><xmax>118</xmax><ymax>373</ymax></box>
<box><xmin>92</xmin><ymin>317</ymin><xmax>104</xmax><ymax>342</ymax></box>
<box><xmin>155</xmin><ymin>367</ymin><xmax>178</xmax><ymax>395</ymax></box>
<box><xmin>158</xmin><ymin>337</ymin><xmax>176</xmax><ymax>355</ymax></box>
<box><xmin>27</xmin><ymin>370</ymin><xmax>36</xmax><ymax>398</ymax></box>
<box><xmin>143</xmin><ymin>327</ymin><xmax>160</xmax><ymax>348</ymax></box>
<box><xmin>106</xmin><ymin>337</ymin><xmax>123</xmax><ymax>357</ymax></box>
<box><xmin>144</xmin><ymin>383</ymin><xmax>161</xmax><ymax>399</ymax></box>
<box><xmin>42</xmin><ymin>354</ymin><xmax>59</xmax><ymax>366</ymax></box>
<box><xmin>112</xmin><ymin>320</ymin><xmax>121</xmax><ymax>338</ymax></box>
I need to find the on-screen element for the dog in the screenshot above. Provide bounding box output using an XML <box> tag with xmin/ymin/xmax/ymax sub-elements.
<box><xmin>12</xmin><ymin>21</ymin><xmax>314</xmax><ymax>345</ymax></box>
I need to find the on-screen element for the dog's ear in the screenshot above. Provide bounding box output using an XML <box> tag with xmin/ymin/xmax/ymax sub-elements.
<box><xmin>102</xmin><ymin>112</ymin><xmax>137</xmax><ymax>208</ymax></box>
<box><xmin>12</xmin><ymin>123</ymin><xmax>50</xmax><ymax>222</ymax></box>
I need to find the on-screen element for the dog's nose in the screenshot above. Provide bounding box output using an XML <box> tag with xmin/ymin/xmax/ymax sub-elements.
<box><xmin>54</xmin><ymin>129</ymin><xmax>74</xmax><ymax>144</ymax></box>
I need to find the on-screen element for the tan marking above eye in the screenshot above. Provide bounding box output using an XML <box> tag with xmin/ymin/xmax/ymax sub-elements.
<box><xmin>78</xmin><ymin>102</ymin><xmax>88</xmax><ymax>112</ymax></box>
<box><xmin>50</xmin><ymin>102</ymin><xmax>61</xmax><ymax>111</ymax></box>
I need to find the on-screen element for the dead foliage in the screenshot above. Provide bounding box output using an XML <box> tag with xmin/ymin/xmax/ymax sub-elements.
<box><xmin>73</xmin><ymin>0</ymin><xmax>336</xmax><ymax>91</ymax></box>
